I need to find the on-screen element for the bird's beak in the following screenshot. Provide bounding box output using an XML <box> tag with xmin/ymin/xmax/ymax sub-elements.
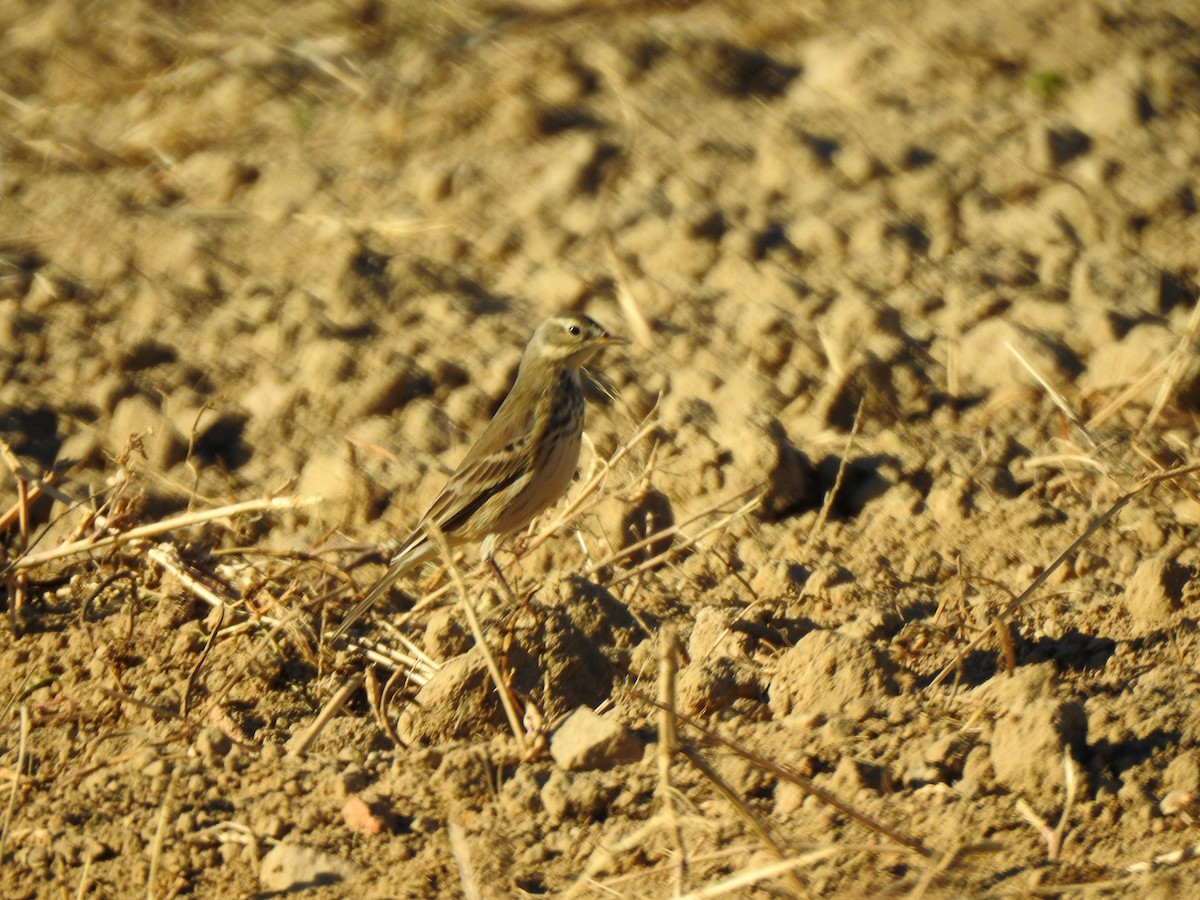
<box><xmin>596</xmin><ymin>334</ymin><xmax>630</xmax><ymax>347</ymax></box>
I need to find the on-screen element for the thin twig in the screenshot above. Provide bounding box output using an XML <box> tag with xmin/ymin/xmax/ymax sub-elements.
<box><xmin>146</xmin><ymin>770</ymin><xmax>177</xmax><ymax>900</ymax></box>
<box><xmin>657</xmin><ymin>626</ymin><xmax>687</xmax><ymax>894</ymax></box>
<box><xmin>148</xmin><ymin>545</ymin><xmax>430</xmax><ymax>679</ymax></box>
<box><xmin>636</xmin><ymin>694</ymin><xmax>933</xmax><ymax>858</ymax></box>
<box><xmin>448</xmin><ymin>821</ymin><xmax>482</xmax><ymax>900</ymax></box>
<box><xmin>928</xmin><ymin>463</ymin><xmax>1200</xmax><ymax>689</ymax></box>
<box><xmin>182</xmin><ymin>606</ymin><xmax>223</xmax><ymax>719</ymax></box>
<box><xmin>804</xmin><ymin>399</ymin><xmax>864</xmax><ymax>555</ymax></box>
<box><xmin>676</xmin><ymin>849</ymin><xmax>840</xmax><ymax>900</ymax></box>
<box><xmin>1015</xmin><ymin>749</ymin><xmax>1078</xmax><ymax>861</ymax></box>
<box><xmin>1087</xmin><ymin>354</ymin><xmax>1174</xmax><ymax>430</ymax></box>
<box><xmin>12</xmin><ymin>496</ymin><xmax>320</xmax><ymax>570</ymax></box>
<box><xmin>429</xmin><ymin>523</ymin><xmax>528</xmax><ymax>757</ymax></box>
<box><xmin>605</xmin><ymin>234</ymin><xmax>655</xmax><ymax>347</ymax></box>
<box><xmin>1142</xmin><ymin>291</ymin><xmax>1200</xmax><ymax>432</ymax></box>
<box><xmin>0</xmin><ymin>704</ymin><xmax>30</xmax><ymax>861</ymax></box>
<box><xmin>285</xmin><ymin>674</ymin><xmax>365</xmax><ymax>758</ymax></box>
<box><xmin>680</xmin><ymin>745</ymin><xmax>807</xmax><ymax>895</ymax></box>
<box><xmin>1006</xmin><ymin>341</ymin><xmax>1096</xmax><ymax>448</ymax></box>
<box><xmin>602</xmin><ymin>492</ymin><xmax>763</xmax><ymax>587</ymax></box>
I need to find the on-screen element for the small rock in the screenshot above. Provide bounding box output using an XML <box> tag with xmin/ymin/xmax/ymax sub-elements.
<box><xmin>1067</xmin><ymin>57</ymin><xmax>1147</xmax><ymax>137</ymax></box>
<box><xmin>550</xmin><ymin>706</ymin><xmax>643</xmax><ymax>771</ymax></box>
<box><xmin>829</xmin><ymin>756</ymin><xmax>879</xmax><ymax>793</ymax></box>
<box><xmin>1078</xmin><ymin>323</ymin><xmax>1174</xmax><ymax>397</ymax></box>
<box><xmin>768</xmin><ymin>630</ymin><xmax>898</xmax><ymax>720</ymax></box>
<box><xmin>834</xmin><ymin>144</ymin><xmax>878</xmax><ymax>185</ymax></box>
<box><xmin>396</xmin><ymin>652</ymin><xmax>497</xmax><ymax>746</ymax></box>
<box><xmin>799</xmin><ymin>33</ymin><xmax>883</xmax><ymax>101</ymax></box>
<box><xmin>252</xmin><ymin>814</ymin><xmax>286</xmax><ymax>840</ymax></box>
<box><xmin>958</xmin><ymin>318</ymin><xmax>1080</xmax><ymax>396</ymax></box>
<box><xmin>989</xmin><ymin>698</ymin><xmax>1087</xmax><ymax>796</ymax></box>
<box><xmin>499</xmin><ymin>765</ymin><xmax>543</xmax><ymax>818</ymax></box>
<box><xmin>688</xmin><ymin>606</ymin><xmax>744</xmax><ymax>660</ymax></box>
<box><xmin>342</xmin><ymin>796</ymin><xmax>392</xmax><ymax>834</ymax></box>
<box><xmin>170</xmin><ymin>629</ymin><xmax>203</xmax><ymax>656</ymax></box>
<box><xmin>334</xmin><ymin>764</ymin><xmax>370</xmax><ymax>798</ymax></box>
<box><xmin>677</xmin><ymin>656</ymin><xmax>761</xmax><ymax>715</ymax></box>
<box><xmin>1122</xmin><ymin>556</ymin><xmax>1189</xmax><ymax>630</ymax></box>
<box><xmin>259</xmin><ymin>843</ymin><xmax>362</xmax><ymax>892</ymax></box>
<box><xmin>1164</xmin><ymin>749</ymin><xmax>1200</xmax><ymax>795</ymax></box>
<box><xmin>81</xmin><ymin>837</ymin><xmax>113</xmax><ymax>862</ymax></box>
<box><xmin>295</xmin><ymin>447</ymin><xmax>361</xmax><ymax>523</ymax></box>
<box><xmin>1069</xmin><ymin>245</ymin><xmax>1161</xmax><ymax>323</ymax></box>
<box><xmin>244</xmin><ymin>157</ymin><xmax>323</xmax><ymax>222</ymax></box>
<box><xmin>195</xmin><ymin>727</ymin><xmax>232</xmax><ymax>761</ymax></box>
<box><xmin>539</xmin><ymin>769</ymin><xmax>620</xmax><ymax>823</ymax></box>
<box><xmin>1160</xmin><ymin>790</ymin><xmax>1197</xmax><ymax>818</ymax></box>
<box><xmin>348</xmin><ymin>352</ymin><xmax>434</xmax><ymax>417</ymax></box>
<box><xmin>710</xmin><ymin>413</ymin><xmax>815</xmax><ymax>519</ymax></box>
<box><xmin>175</xmin><ymin>150</ymin><xmax>247</xmax><ymax>207</ymax></box>
<box><xmin>424</xmin><ymin>607</ymin><xmax>471</xmax><ymax>660</ymax></box>
<box><xmin>540</xmin><ymin>769</ymin><xmax>571</xmax><ymax>822</ymax></box>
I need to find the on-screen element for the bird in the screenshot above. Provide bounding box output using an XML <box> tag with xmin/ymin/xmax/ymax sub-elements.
<box><xmin>333</xmin><ymin>312</ymin><xmax>627</xmax><ymax>639</ymax></box>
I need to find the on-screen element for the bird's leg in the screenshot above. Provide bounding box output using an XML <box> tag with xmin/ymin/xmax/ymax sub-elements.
<box><xmin>480</xmin><ymin>533</ymin><xmax>522</xmax><ymax>608</ymax></box>
<box><xmin>486</xmin><ymin>555</ymin><xmax>522</xmax><ymax>608</ymax></box>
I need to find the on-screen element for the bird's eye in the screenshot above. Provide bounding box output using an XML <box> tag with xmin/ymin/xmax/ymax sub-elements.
<box><xmin>567</xmin><ymin>324</ymin><xmax>581</xmax><ymax>336</ymax></box>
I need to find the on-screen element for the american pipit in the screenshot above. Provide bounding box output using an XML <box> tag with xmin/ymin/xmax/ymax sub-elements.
<box><xmin>334</xmin><ymin>312</ymin><xmax>626</xmax><ymax>638</ymax></box>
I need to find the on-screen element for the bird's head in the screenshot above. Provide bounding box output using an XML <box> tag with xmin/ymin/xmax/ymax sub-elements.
<box><xmin>527</xmin><ymin>313</ymin><xmax>627</xmax><ymax>369</ymax></box>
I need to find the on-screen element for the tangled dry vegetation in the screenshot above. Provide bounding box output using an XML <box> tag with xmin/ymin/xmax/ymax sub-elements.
<box><xmin>4</xmin><ymin>0</ymin><xmax>1200</xmax><ymax>897</ymax></box>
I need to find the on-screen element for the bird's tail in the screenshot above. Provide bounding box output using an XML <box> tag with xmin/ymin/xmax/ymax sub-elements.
<box><xmin>331</xmin><ymin>539</ymin><xmax>434</xmax><ymax>640</ymax></box>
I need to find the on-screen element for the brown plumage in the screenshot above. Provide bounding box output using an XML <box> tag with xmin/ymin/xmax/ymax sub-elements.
<box><xmin>334</xmin><ymin>312</ymin><xmax>625</xmax><ymax>637</ymax></box>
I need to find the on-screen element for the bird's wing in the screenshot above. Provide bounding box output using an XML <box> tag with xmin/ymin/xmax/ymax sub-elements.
<box><xmin>400</xmin><ymin>389</ymin><xmax>540</xmax><ymax>548</ymax></box>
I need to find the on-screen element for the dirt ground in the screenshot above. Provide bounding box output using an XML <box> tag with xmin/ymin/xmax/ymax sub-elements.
<box><xmin>3</xmin><ymin>0</ymin><xmax>1200</xmax><ymax>896</ymax></box>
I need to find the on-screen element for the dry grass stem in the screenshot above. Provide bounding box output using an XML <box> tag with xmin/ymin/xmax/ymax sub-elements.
<box><xmin>905</xmin><ymin>842</ymin><xmax>1004</xmax><ymax>898</ymax></box>
<box><xmin>145</xmin><ymin>770</ymin><xmax>177</xmax><ymax>900</ymax></box>
<box><xmin>285</xmin><ymin>674</ymin><xmax>365</xmax><ymax>758</ymax></box>
<box><xmin>656</xmin><ymin>625</ymin><xmax>687</xmax><ymax>894</ymax></box>
<box><xmin>148</xmin><ymin>545</ymin><xmax>431</xmax><ymax>679</ymax></box>
<box><xmin>1086</xmin><ymin>353</ymin><xmax>1174</xmax><ymax>430</ymax></box>
<box><xmin>428</xmin><ymin>523</ymin><xmax>528</xmax><ymax>757</ymax></box>
<box><xmin>448</xmin><ymin>821</ymin><xmax>482</xmax><ymax>900</ymax></box>
<box><xmin>0</xmin><ymin>704</ymin><xmax>29</xmax><ymax>862</ymax></box>
<box><xmin>13</xmin><ymin>496</ymin><xmax>320</xmax><ymax>570</ymax></box>
<box><xmin>1014</xmin><ymin>749</ymin><xmax>1077</xmax><ymax>862</ymax></box>
<box><xmin>679</xmin><ymin>745</ymin><xmax>806</xmax><ymax>896</ymax></box>
<box><xmin>1006</xmin><ymin>341</ymin><xmax>1096</xmax><ymax>448</ymax></box>
<box><xmin>1018</xmin><ymin>454</ymin><xmax>1112</xmax><ymax>476</ymax></box>
<box><xmin>74</xmin><ymin>855</ymin><xmax>93</xmax><ymax>900</ymax></box>
<box><xmin>147</xmin><ymin>545</ymin><xmax>229</xmax><ymax>610</ymax></box>
<box><xmin>604</xmin><ymin>234</ymin><xmax>655</xmax><ymax>347</ymax></box>
<box><xmin>641</xmin><ymin>695</ymin><xmax>933</xmax><ymax>858</ymax></box>
<box><xmin>804</xmin><ymin>398</ymin><xmax>864</xmax><ymax>555</ymax></box>
<box><xmin>676</xmin><ymin>848</ymin><xmax>840</xmax><ymax>900</ymax></box>
<box><xmin>182</xmin><ymin>605</ymin><xmax>223</xmax><ymax>719</ymax></box>
<box><xmin>1142</xmin><ymin>290</ymin><xmax>1200</xmax><ymax>432</ymax></box>
<box><xmin>365</xmin><ymin>665</ymin><xmax>405</xmax><ymax>748</ymax></box>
